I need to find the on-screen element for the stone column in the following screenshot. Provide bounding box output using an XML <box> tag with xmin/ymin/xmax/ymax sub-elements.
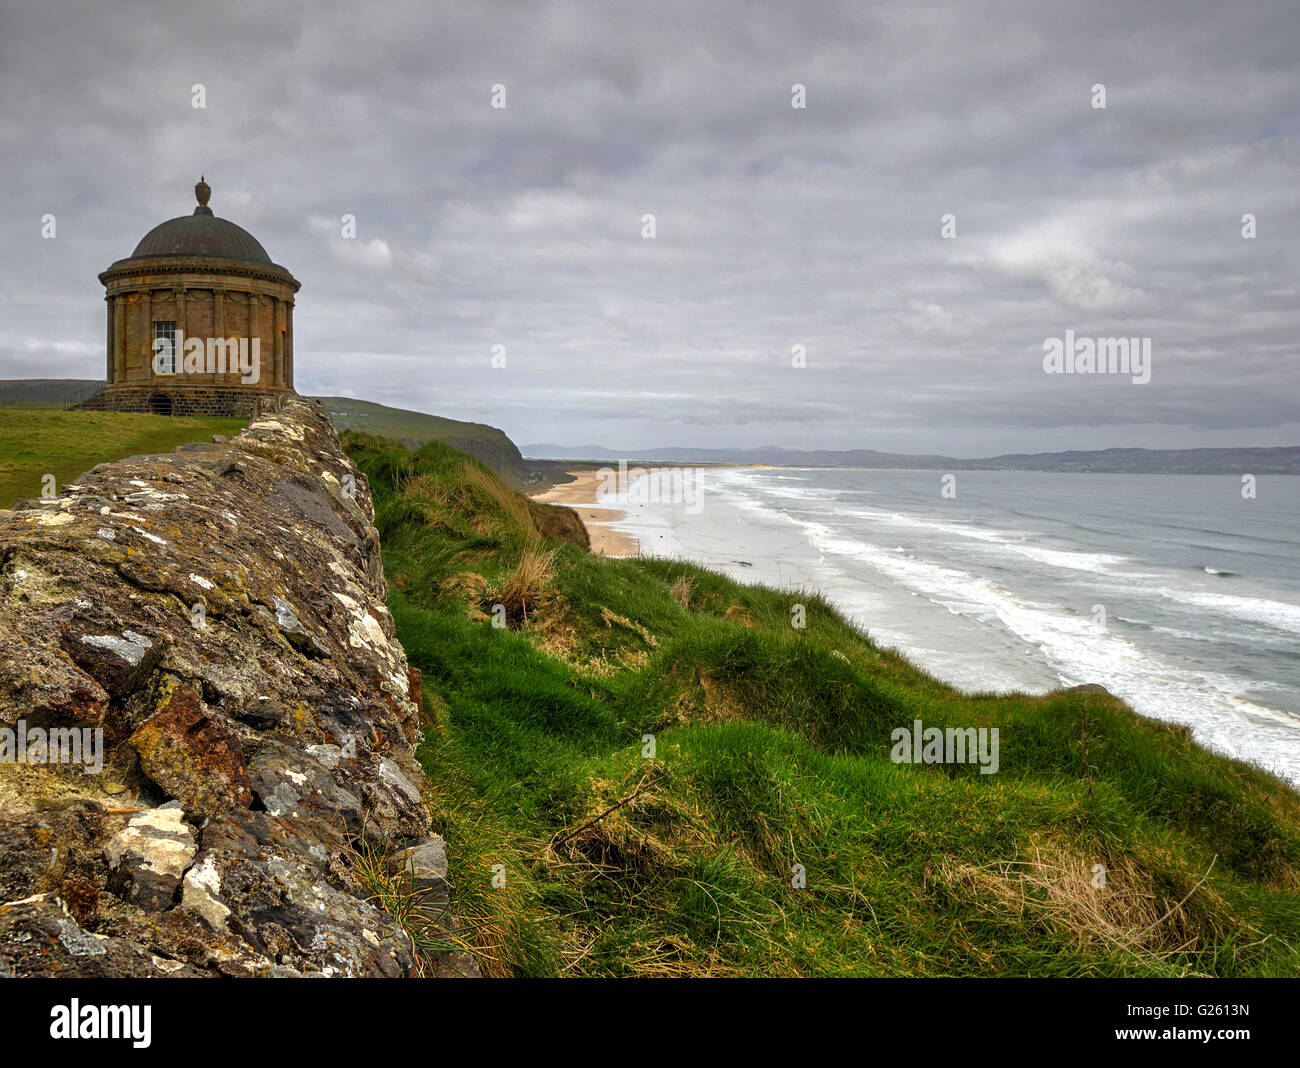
<box><xmin>213</xmin><ymin>289</ymin><xmax>225</xmax><ymax>385</ymax></box>
<box><xmin>174</xmin><ymin>287</ymin><xmax>186</xmax><ymax>380</ymax></box>
<box><xmin>140</xmin><ymin>290</ymin><xmax>151</xmax><ymax>375</ymax></box>
<box><xmin>105</xmin><ymin>296</ymin><xmax>115</xmax><ymax>382</ymax></box>
<box><xmin>285</xmin><ymin>301</ymin><xmax>293</xmax><ymax>390</ymax></box>
<box><xmin>114</xmin><ymin>295</ymin><xmax>126</xmax><ymax>381</ymax></box>
<box><xmin>273</xmin><ymin>297</ymin><xmax>285</xmax><ymax>389</ymax></box>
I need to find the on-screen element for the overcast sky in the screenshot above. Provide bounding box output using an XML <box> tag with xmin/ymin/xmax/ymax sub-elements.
<box><xmin>1</xmin><ymin>0</ymin><xmax>1297</xmax><ymax>455</ymax></box>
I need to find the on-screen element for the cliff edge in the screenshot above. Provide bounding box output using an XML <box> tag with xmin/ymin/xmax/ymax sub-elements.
<box><xmin>0</xmin><ymin>397</ymin><xmax>462</xmax><ymax>976</ymax></box>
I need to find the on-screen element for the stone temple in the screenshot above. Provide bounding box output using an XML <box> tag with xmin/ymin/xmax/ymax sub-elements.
<box><xmin>82</xmin><ymin>178</ymin><xmax>299</xmax><ymax>416</ymax></box>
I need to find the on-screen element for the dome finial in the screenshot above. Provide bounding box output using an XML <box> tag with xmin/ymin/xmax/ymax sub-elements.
<box><xmin>194</xmin><ymin>175</ymin><xmax>212</xmax><ymax>215</ymax></box>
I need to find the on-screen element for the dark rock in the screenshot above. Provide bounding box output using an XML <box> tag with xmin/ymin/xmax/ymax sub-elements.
<box><xmin>63</xmin><ymin>626</ymin><xmax>162</xmax><ymax>699</ymax></box>
<box><xmin>0</xmin><ymin>895</ymin><xmax>208</xmax><ymax>978</ymax></box>
<box><xmin>248</xmin><ymin>740</ymin><xmax>363</xmax><ymax>836</ymax></box>
<box><xmin>236</xmin><ymin>696</ymin><xmax>284</xmax><ymax>730</ymax></box>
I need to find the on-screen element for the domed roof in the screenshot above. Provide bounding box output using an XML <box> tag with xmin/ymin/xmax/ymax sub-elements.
<box><xmin>128</xmin><ymin>177</ymin><xmax>273</xmax><ymax>264</ymax></box>
<box><xmin>131</xmin><ymin>215</ymin><xmax>272</xmax><ymax>264</ymax></box>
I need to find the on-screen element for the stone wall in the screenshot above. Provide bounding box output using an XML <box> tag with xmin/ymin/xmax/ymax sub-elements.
<box><xmin>78</xmin><ymin>385</ymin><xmax>291</xmax><ymax>419</ymax></box>
<box><xmin>0</xmin><ymin>398</ymin><xmax>473</xmax><ymax>977</ymax></box>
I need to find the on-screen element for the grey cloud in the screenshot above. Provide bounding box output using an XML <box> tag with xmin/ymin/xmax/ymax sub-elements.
<box><xmin>1</xmin><ymin>0</ymin><xmax>1297</xmax><ymax>455</ymax></box>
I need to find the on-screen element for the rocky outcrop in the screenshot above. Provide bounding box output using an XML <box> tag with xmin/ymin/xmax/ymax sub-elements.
<box><xmin>0</xmin><ymin>398</ymin><xmax>471</xmax><ymax>976</ymax></box>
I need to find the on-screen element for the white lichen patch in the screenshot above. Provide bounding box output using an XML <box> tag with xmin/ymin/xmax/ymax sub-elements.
<box><xmin>328</xmin><ymin>591</ymin><xmax>389</xmax><ymax>650</ymax></box>
<box><xmin>181</xmin><ymin>855</ymin><xmax>230</xmax><ymax>931</ymax></box>
<box><xmin>79</xmin><ymin>629</ymin><xmax>152</xmax><ymax>666</ymax></box>
<box><xmin>305</xmin><ymin>744</ymin><xmax>342</xmax><ymax>770</ymax></box>
<box><xmin>24</xmin><ymin>511</ymin><xmax>76</xmax><ymax>527</ymax></box>
<box><xmin>346</xmin><ymin>610</ymin><xmax>388</xmax><ymax>650</ymax></box>
<box><xmin>128</xmin><ymin>526</ymin><xmax>167</xmax><ymax>545</ymax></box>
<box><xmin>125</xmin><ymin>489</ymin><xmax>189</xmax><ymax>504</ymax></box>
<box><xmin>273</xmin><ymin>595</ymin><xmax>301</xmax><ymax>630</ymax></box>
<box><xmin>57</xmin><ymin>917</ymin><xmax>107</xmax><ymax>957</ymax></box>
<box><xmin>249</xmin><ymin>418</ymin><xmax>306</xmax><ymax>442</ymax></box>
<box><xmin>378</xmin><ymin>758</ymin><xmax>422</xmax><ymax>803</ymax></box>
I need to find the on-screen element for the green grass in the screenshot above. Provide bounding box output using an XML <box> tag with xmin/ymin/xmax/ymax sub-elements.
<box><xmin>317</xmin><ymin>396</ymin><xmax>538</xmax><ymax>488</ymax></box>
<box><xmin>317</xmin><ymin>396</ymin><xmax>505</xmax><ymax>446</ymax></box>
<box><xmin>349</xmin><ymin>430</ymin><xmax>1300</xmax><ymax>977</ymax></box>
<box><xmin>0</xmin><ymin>407</ymin><xmax>246</xmax><ymax>509</ymax></box>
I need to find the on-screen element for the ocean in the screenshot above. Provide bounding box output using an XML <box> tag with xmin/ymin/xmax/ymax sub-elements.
<box><xmin>604</xmin><ymin>466</ymin><xmax>1300</xmax><ymax>787</ymax></box>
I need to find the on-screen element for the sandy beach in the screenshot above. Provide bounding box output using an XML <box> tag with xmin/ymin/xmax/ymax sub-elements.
<box><xmin>531</xmin><ymin>470</ymin><xmax>640</xmax><ymax>556</ymax></box>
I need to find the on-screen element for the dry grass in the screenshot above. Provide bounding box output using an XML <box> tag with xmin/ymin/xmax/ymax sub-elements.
<box><xmin>937</xmin><ymin>845</ymin><xmax>1242</xmax><ymax>972</ymax></box>
<box><xmin>491</xmin><ymin>540</ymin><xmax>559</xmax><ymax>623</ymax></box>
<box><xmin>723</xmin><ymin>603</ymin><xmax>755</xmax><ymax>627</ymax></box>
<box><xmin>461</xmin><ymin>462</ymin><xmax>536</xmax><ymax>538</ymax></box>
<box><xmin>670</xmin><ymin>574</ymin><xmax>695</xmax><ymax>610</ymax></box>
<box><xmin>441</xmin><ymin>569</ymin><xmax>490</xmax><ymax>606</ymax></box>
<box><xmin>529</xmin><ymin>603</ymin><xmax>581</xmax><ymax>659</ymax></box>
<box><xmin>398</xmin><ymin>472</ymin><xmax>451</xmax><ymax>506</ymax></box>
<box><xmin>600</xmin><ymin>605</ymin><xmax>658</xmax><ymax>647</ymax></box>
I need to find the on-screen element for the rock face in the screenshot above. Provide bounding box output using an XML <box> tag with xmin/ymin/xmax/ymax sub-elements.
<box><xmin>0</xmin><ymin>398</ymin><xmax>464</xmax><ymax>977</ymax></box>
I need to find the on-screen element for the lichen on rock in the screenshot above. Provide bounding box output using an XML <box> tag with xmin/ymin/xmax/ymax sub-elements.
<box><xmin>0</xmin><ymin>398</ymin><xmax>469</xmax><ymax>977</ymax></box>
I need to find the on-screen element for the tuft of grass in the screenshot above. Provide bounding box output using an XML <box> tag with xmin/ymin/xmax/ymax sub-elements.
<box><xmin>670</xmin><ymin>574</ymin><xmax>695</xmax><ymax>610</ymax></box>
<box><xmin>490</xmin><ymin>541</ymin><xmax>559</xmax><ymax>624</ymax></box>
<box><xmin>346</xmin><ymin>831</ymin><xmax>474</xmax><ymax>975</ymax></box>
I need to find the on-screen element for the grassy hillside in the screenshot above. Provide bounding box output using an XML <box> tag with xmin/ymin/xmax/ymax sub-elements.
<box><xmin>318</xmin><ymin>396</ymin><xmax>537</xmax><ymax>489</ymax></box>
<box><xmin>0</xmin><ymin>378</ymin><xmax>102</xmax><ymax>405</ymax></box>
<box><xmin>0</xmin><ymin>408</ymin><xmax>246</xmax><ymax>509</ymax></box>
<box><xmin>345</xmin><ymin>430</ymin><xmax>1300</xmax><ymax>978</ymax></box>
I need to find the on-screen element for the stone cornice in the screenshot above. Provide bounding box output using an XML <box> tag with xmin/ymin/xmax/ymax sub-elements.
<box><xmin>99</xmin><ymin>255</ymin><xmax>300</xmax><ymax>292</ymax></box>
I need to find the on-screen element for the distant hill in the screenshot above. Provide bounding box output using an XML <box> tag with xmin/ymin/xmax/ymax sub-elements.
<box><xmin>523</xmin><ymin>442</ymin><xmax>1300</xmax><ymax>475</ymax></box>
<box><xmin>0</xmin><ymin>383</ymin><xmax>542</xmax><ymax>488</ymax></box>
<box><xmin>316</xmin><ymin>396</ymin><xmax>538</xmax><ymax>488</ymax></box>
<box><xmin>0</xmin><ymin>379</ymin><xmax>102</xmax><ymax>405</ymax></box>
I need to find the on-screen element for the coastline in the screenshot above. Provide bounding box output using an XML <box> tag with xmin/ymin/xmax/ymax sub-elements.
<box><xmin>530</xmin><ymin>469</ymin><xmax>640</xmax><ymax>557</ymax></box>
